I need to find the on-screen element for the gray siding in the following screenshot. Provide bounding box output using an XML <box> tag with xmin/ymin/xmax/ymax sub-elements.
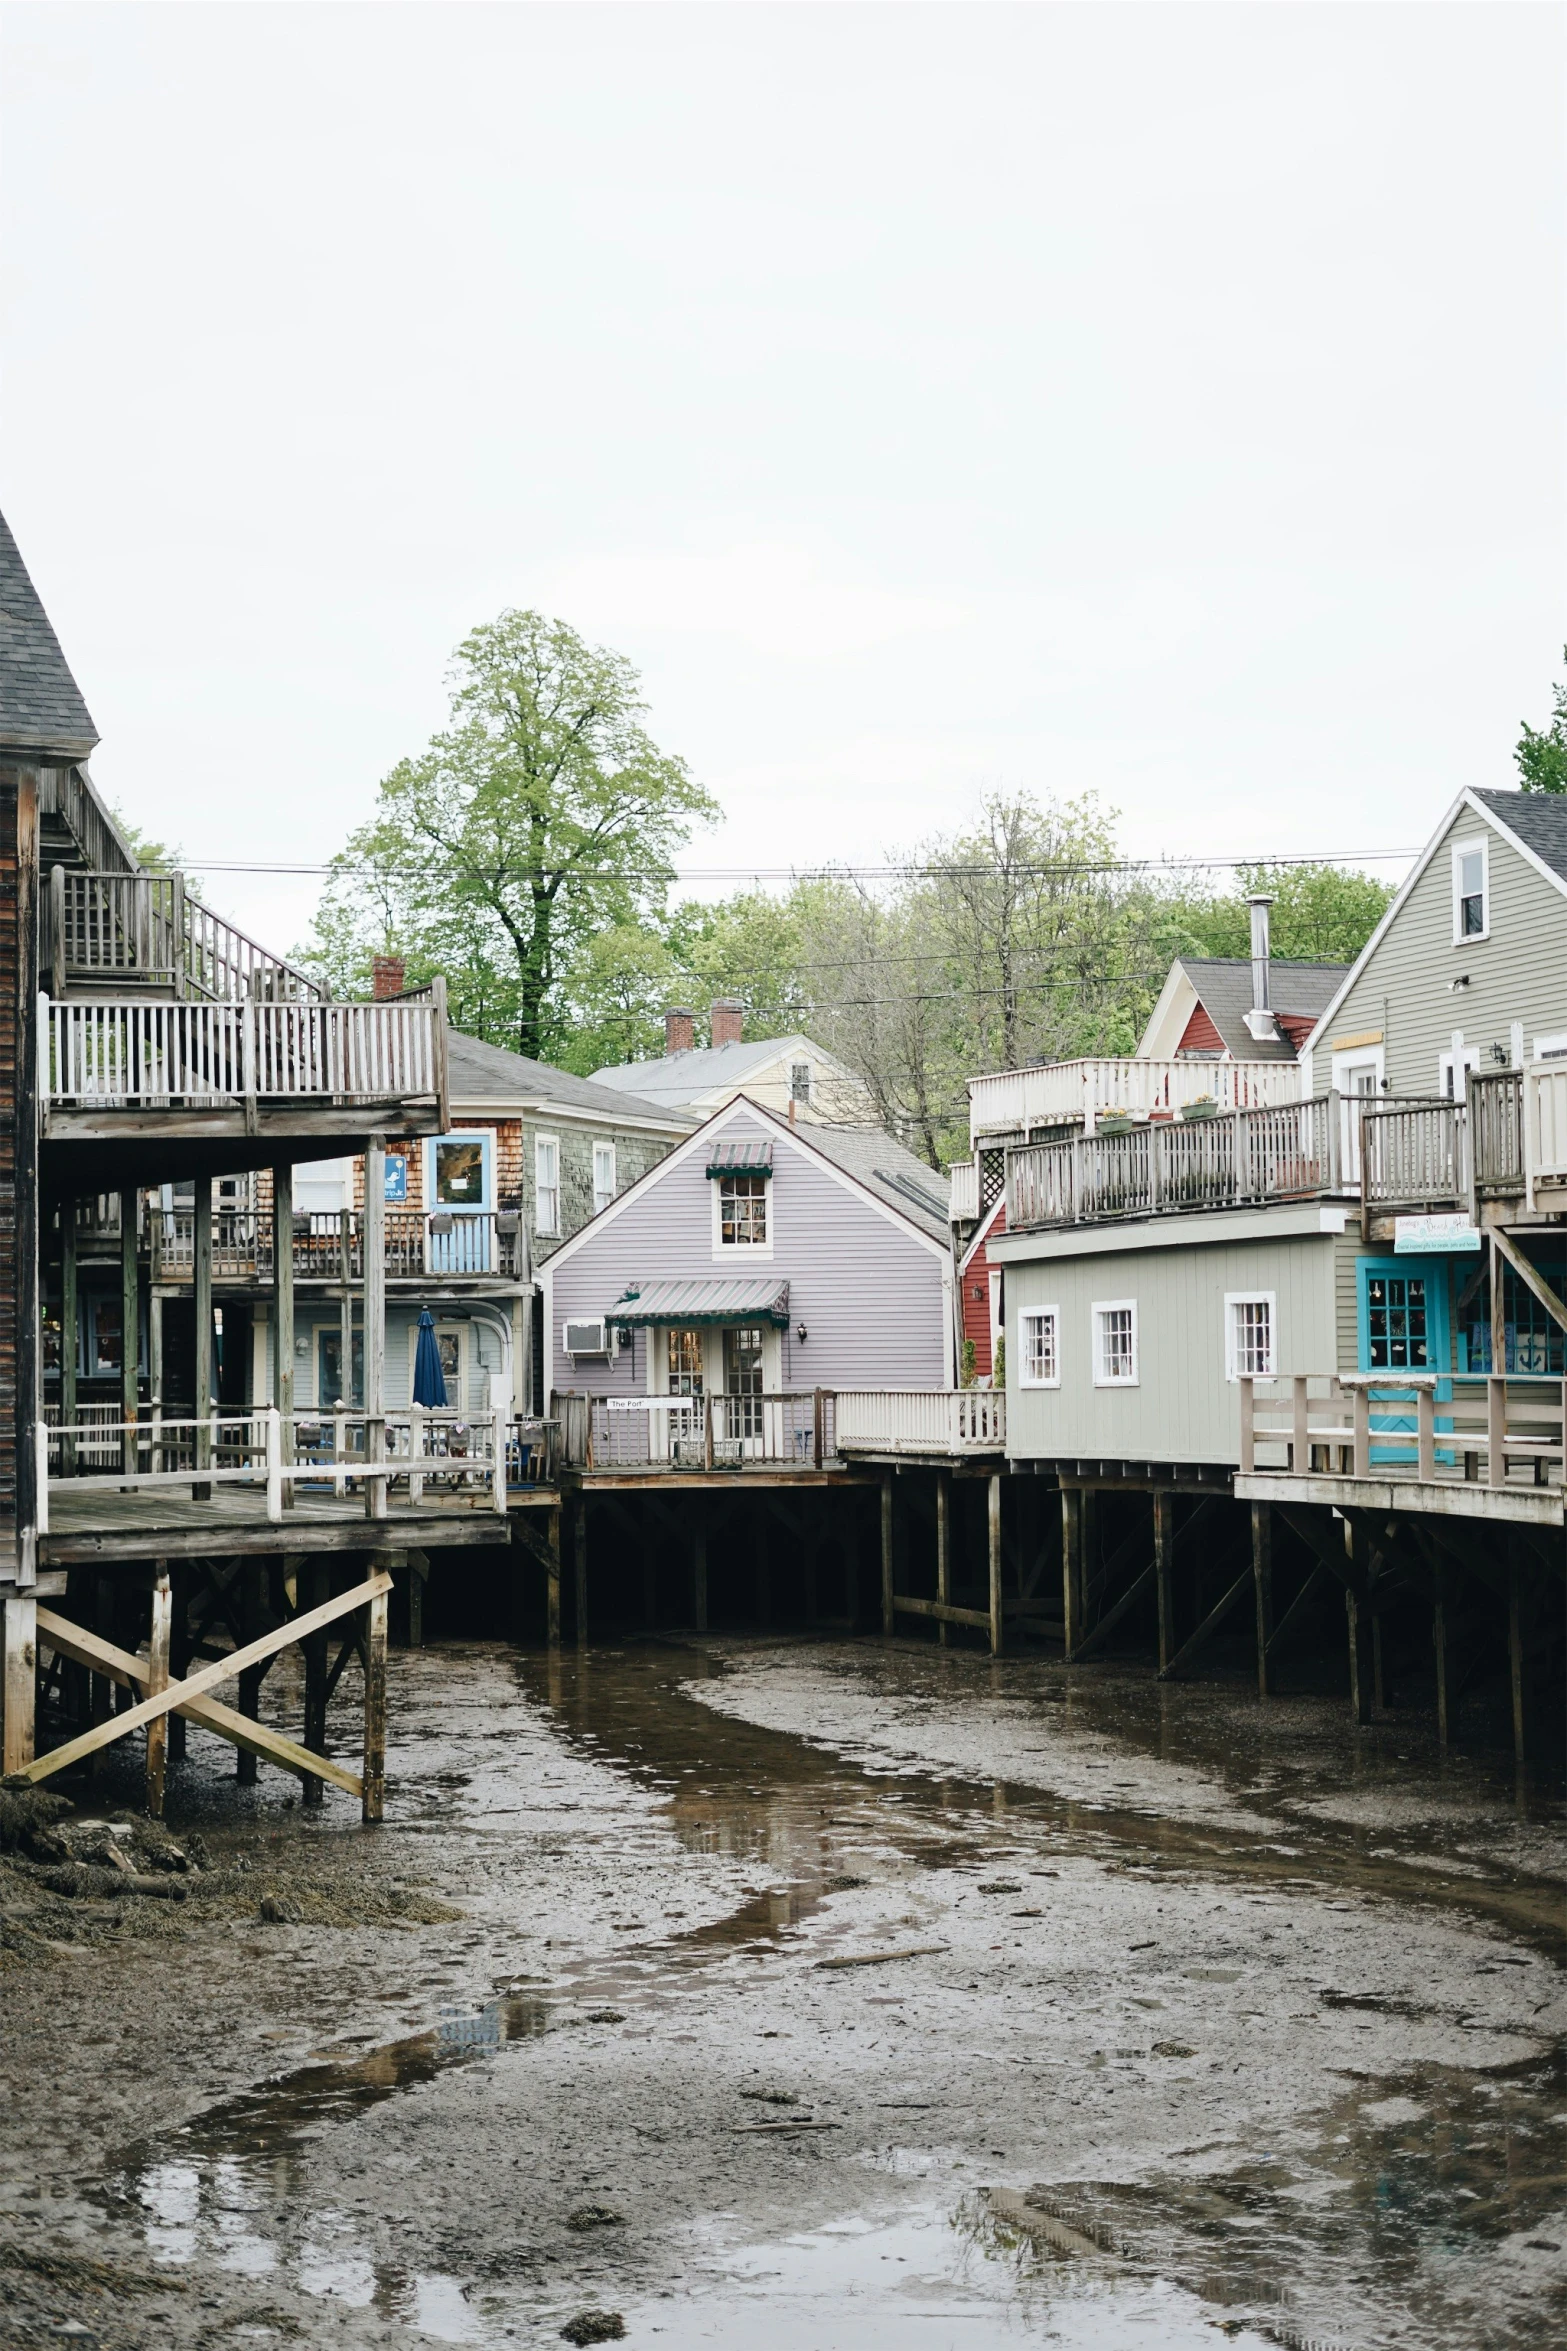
<box><xmin>546</xmin><ymin>1117</ymin><xmax>949</xmax><ymax>1399</ymax></box>
<box><xmin>526</xmin><ymin>1119</ymin><xmax>674</xmax><ymax>1265</ymax></box>
<box><xmin>1005</xmin><ymin>1232</ymin><xmax>1339</xmax><ymax>1466</ymax></box>
<box><xmin>1317</xmin><ymin>803</ymin><xmax>1567</xmax><ymax>1093</ymax></box>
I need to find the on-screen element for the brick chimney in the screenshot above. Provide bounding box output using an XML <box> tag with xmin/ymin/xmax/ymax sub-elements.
<box><xmin>372</xmin><ymin>954</ymin><xmax>407</xmax><ymax>1001</ymax></box>
<box><xmin>710</xmin><ymin>998</ymin><xmax>743</xmax><ymax>1049</ymax></box>
<box><xmin>664</xmin><ymin>1006</ymin><xmax>695</xmax><ymax>1056</ymax></box>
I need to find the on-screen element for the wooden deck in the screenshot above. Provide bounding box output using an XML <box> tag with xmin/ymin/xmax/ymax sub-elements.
<box><xmin>1234</xmin><ymin>1468</ymin><xmax>1565</xmax><ymax>1528</ymax></box>
<box><xmin>37</xmin><ymin>1481</ymin><xmax>548</xmax><ymax>1565</ymax></box>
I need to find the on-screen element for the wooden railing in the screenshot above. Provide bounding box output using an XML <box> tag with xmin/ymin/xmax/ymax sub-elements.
<box><xmin>579</xmin><ymin>1391</ymin><xmax>833</xmax><ymax>1470</ymax></box>
<box><xmin>149</xmin><ymin>1207</ymin><xmax>523</xmax><ymax>1283</ymax></box>
<box><xmin>1470</xmin><ymin>1070</ymin><xmax>1523</xmax><ymax>1196</ymax></box>
<box><xmin>1238</xmin><ymin>1372</ymin><xmax>1565</xmax><ymax>1489</ymax></box>
<box><xmin>41</xmin><ymin>766</ymin><xmax>138</xmax><ymax>877</ymax></box>
<box><xmin>968</xmin><ymin>1056</ymin><xmax>1303</xmax><ymax>1142</ymax></box>
<box><xmin>41</xmin><ymin>1405</ymin><xmax>509</xmax><ymax>1519</ymax></box>
<box><xmin>1007</xmin><ymin>1096</ymin><xmax>1342</xmax><ymax>1230</ymax></box>
<box><xmin>45</xmin><ymin>868</ymin><xmax>325</xmax><ymax>1004</ymax></box>
<box><xmin>1359</xmin><ymin>1098</ymin><xmax>1467</xmax><ymax>1213</ymax></box>
<box><xmin>836</xmin><ymin>1388</ymin><xmax>1005</xmax><ymax>1456</ymax></box>
<box><xmin>1523</xmin><ymin>1061</ymin><xmax>1567</xmax><ymax>1208</ymax></box>
<box><xmin>43</xmin><ymin>994</ymin><xmax>444</xmax><ymax>1109</ymax></box>
<box><xmin>948</xmin><ymin>1157</ymin><xmax>980</xmax><ymax>1221</ymax></box>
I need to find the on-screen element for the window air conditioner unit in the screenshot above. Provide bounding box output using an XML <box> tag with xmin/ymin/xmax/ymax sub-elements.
<box><xmin>563</xmin><ymin>1318</ymin><xmax>618</xmax><ymax>1360</ymax></box>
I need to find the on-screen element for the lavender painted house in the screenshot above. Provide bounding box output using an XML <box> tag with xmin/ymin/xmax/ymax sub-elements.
<box><xmin>541</xmin><ymin>1097</ymin><xmax>956</xmax><ymax>1435</ymax></box>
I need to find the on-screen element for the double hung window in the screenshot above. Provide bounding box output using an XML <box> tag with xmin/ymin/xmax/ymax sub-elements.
<box><xmin>592</xmin><ymin>1141</ymin><xmax>616</xmax><ymax>1216</ymax></box>
<box><xmin>535</xmin><ymin>1136</ymin><xmax>560</xmax><ymax>1236</ymax></box>
<box><xmin>1019</xmin><ymin>1308</ymin><xmax>1059</xmax><ymax>1387</ymax></box>
<box><xmin>1093</xmin><ymin>1300</ymin><xmax>1138</xmax><ymax>1386</ymax></box>
<box><xmin>1225</xmin><ymin>1293</ymin><xmax>1275</xmax><ymax>1379</ymax></box>
<box><xmin>719</xmin><ymin>1174</ymin><xmax>768</xmax><ymax>1247</ymax></box>
<box><xmin>1452</xmin><ymin>840</ymin><xmax>1488</xmax><ymax>941</ymax></box>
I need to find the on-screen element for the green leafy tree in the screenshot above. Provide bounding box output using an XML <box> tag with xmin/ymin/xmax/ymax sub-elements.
<box><xmin>1516</xmin><ymin>648</ymin><xmax>1567</xmax><ymax>793</ymax></box>
<box><xmin>301</xmin><ymin>612</ymin><xmax>717</xmax><ymax>1057</ymax></box>
<box><xmin>1173</xmin><ymin>862</ymin><xmax>1394</xmax><ymax>964</ymax></box>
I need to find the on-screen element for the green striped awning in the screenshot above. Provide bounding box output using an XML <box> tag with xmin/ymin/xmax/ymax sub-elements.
<box><xmin>610</xmin><ymin>1277</ymin><xmax>790</xmax><ymax>1329</ymax></box>
<box><xmin>705</xmin><ymin>1138</ymin><xmax>773</xmax><ymax>1178</ymax></box>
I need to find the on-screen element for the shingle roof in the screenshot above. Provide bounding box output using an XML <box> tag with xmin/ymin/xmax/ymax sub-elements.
<box><xmin>587</xmin><ymin>1035</ymin><xmax>818</xmax><ymax>1107</ymax></box>
<box><xmin>445</xmin><ymin>1029</ymin><xmax>694</xmax><ymax>1127</ymax></box>
<box><xmin>1177</xmin><ymin>957</ymin><xmax>1348</xmax><ymax>1061</ymax></box>
<box><xmin>0</xmin><ymin>507</ymin><xmax>98</xmax><ymax>759</ymax></box>
<box><xmin>796</xmin><ymin>1120</ymin><xmax>952</xmax><ymax>1241</ymax></box>
<box><xmin>1473</xmin><ymin>788</ymin><xmax>1567</xmax><ymax>885</ymax></box>
<box><xmin>610</xmin><ymin>1275</ymin><xmax>791</xmax><ymax>1328</ymax></box>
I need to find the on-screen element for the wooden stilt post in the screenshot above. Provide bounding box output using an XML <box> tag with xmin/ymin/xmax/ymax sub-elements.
<box><xmin>935</xmin><ymin>1469</ymin><xmax>951</xmax><ymax>1648</ymax></box>
<box><xmin>121</xmin><ymin>1190</ymin><xmax>140</xmax><ymax>1478</ymax></box>
<box><xmin>364</xmin><ymin>1138</ymin><xmax>387</xmax><ymax>1521</ymax></box>
<box><xmin>1432</xmin><ymin>1563</ymin><xmax>1454</xmax><ymax>1748</ymax></box>
<box><xmin>1507</xmin><ymin>1547</ymin><xmax>1526</xmax><ymax>1767</ymax></box>
<box><xmin>1372</xmin><ymin>1614</ymin><xmax>1387</xmax><ymax>1712</ymax></box>
<box><xmin>406</xmin><ymin>1550</ymin><xmax>425</xmax><ymax>1649</ymax></box>
<box><xmin>2</xmin><ymin>1592</ymin><xmax>37</xmax><ymax>1774</ymax></box>
<box><xmin>60</xmin><ymin>1205</ymin><xmax>77</xmax><ymax>1476</ymax></box>
<box><xmin>145</xmin><ymin>1566</ymin><xmax>171</xmax><ymax>1817</ymax></box>
<box><xmin>756</xmin><ymin>1510</ymin><xmax>771</xmax><ymax>1627</ymax></box>
<box><xmin>1343</xmin><ymin>1516</ymin><xmax>1373</xmax><ymax>1726</ymax></box>
<box><xmin>193</xmin><ymin>1175</ymin><xmax>213</xmax><ymax>1498</ymax></box>
<box><xmin>148</xmin><ymin>1291</ymin><xmax>164</xmax><ymax>1470</ymax></box>
<box><xmin>1251</xmin><ymin>1502</ymin><xmax>1273</xmax><ymax>1697</ymax></box>
<box><xmin>302</xmin><ymin>1560</ymin><xmax>329</xmax><ymax>1807</ymax></box>
<box><xmin>167</xmin><ymin>1565</ymin><xmax>189</xmax><ymax>1760</ymax></box>
<box><xmin>802</xmin><ymin>1505</ymin><xmax>818</xmax><ymax>1626</ymax></box>
<box><xmin>1490</xmin><ymin>1234</ymin><xmax>1507</xmax><ymax>1380</ymax></box>
<box><xmin>236</xmin><ymin>1561</ymin><xmax>263</xmax><ymax>1783</ymax></box>
<box><xmin>880</xmin><ymin>1470</ymin><xmax>895</xmax><ymax>1637</ymax></box>
<box><xmin>987</xmin><ymin>1472</ymin><xmax>1003</xmax><ymax>1657</ymax></box>
<box><xmin>693</xmin><ymin>1518</ymin><xmax>708</xmax><ymax>1632</ymax></box>
<box><xmin>546</xmin><ymin>1504</ymin><xmax>562</xmax><ymax>1649</ymax></box>
<box><xmin>643</xmin><ymin>1533</ymin><xmax>658</xmax><ymax>1630</ymax></box>
<box><xmin>1154</xmin><ymin>1488</ymin><xmax>1175</xmax><ymax>1674</ymax></box>
<box><xmin>1061</xmin><ymin>1487</ymin><xmax>1082</xmax><ymax>1656</ymax></box>
<box><xmin>362</xmin><ymin>1580</ymin><xmax>388</xmax><ymax>1822</ymax></box>
<box><xmin>573</xmin><ymin>1496</ymin><xmax>588</xmax><ymax>1648</ymax></box>
<box><xmin>273</xmin><ymin>1162</ymin><xmax>295</xmax><ymax>1509</ymax></box>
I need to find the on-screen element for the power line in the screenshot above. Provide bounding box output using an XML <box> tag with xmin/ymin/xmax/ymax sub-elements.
<box><xmin>161</xmin><ymin>847</ymin><xmax>1419</xmax><ymax>880</ymax></box>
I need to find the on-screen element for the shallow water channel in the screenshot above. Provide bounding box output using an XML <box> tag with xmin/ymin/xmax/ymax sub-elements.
<box><xmin>17</xmin><ymin>1638</ymin><xmax>1567</xmax><ymax>2349</ymax></box>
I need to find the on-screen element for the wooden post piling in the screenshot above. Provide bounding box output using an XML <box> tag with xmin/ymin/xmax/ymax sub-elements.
<box><xmin>273</xmin><ymin>1161</ymin><xmax>295</xmax><ymax>1509</ymax></box>
<box><xmin>362</xmin><ymin>1582</ymin><xmax>388</xmax><ymax>1823</ymax></box>
<box><xmin>1251</xmin><ymin>1502</ymin><xmax>1273</xmax><ymax>1698</ymax></box>
<box><xmin>2</xmin><ymin>1592</ymin><xmax>37</xmax><ymax>1774</ymax></box>
<box><xmin>987</xmin><ymin>1473</ymin><xmax>1003</xmax><ymax>1657</ymax></box>
<box><xmin>120</xmin><ymin>1191</ymin><xmax>139</xmax><ymax>1478</ymax></box>
<box><xmin>193</xmin><ymin>1175</ymin><xmax>213</xmax><ymax>1498</ymax></box>
<box><xmin>1153</xmin><ymin>1488</ymin><xmax>1175</xmax><ymax>1674</ymax></box>
<box><xmin>145</xmin><ymin>1567</ymin><xmax>171</xmax><ymax>1817</ymax></box>
<box><xmin>879</xmin><ymin>1471</ymin><xmax>894</xmax><ymax>1637</ymax></box>
<box><xmin>935</xmin><ymin>1468</ymin><xmax>951</xmax><ymax>1649</ymax></box>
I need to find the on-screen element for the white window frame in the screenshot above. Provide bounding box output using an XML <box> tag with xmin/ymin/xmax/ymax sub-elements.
<box><xmin>711</xmin><ymin>1170</ymin><xmax>773</xmax><ymax>1259</ymax></box>
<box><xmin>592</xmin><ymin>1139</ymin><xmax>616</xmax><ymax>1216</ymax></box>
<box><xmin>789</xmin><ymin>1060</ymin><xmax>812</xmax><ymax>1104</ymax></box>
<box><xmin>1092</xmin><ymin>1298</ymin><xmax>1139</xmax><ymax>1387</ymax></box>
<box><xmin>1451</xmin><ymin>836</ymin><xmax>1490</xmax><ymax>944</ymax></box>
<box><xmin>1533</xmin><ymin>1030</ymin><xmax>1567</xmax><ymax>1062</ymax></box>
<box><xmin>1438</xmin><ymin>1041</ymin><xmax>1481</xmax><ymax>1101</ymax></box>
<box><xmin>534</xmin><ymin>1133</ymin><xmax>561</xmax><ymax>1237</ymax></box>
<box><xmin>1018</xmin><ymin>1306</ymin><xmax>1060</xmax><ymax>1389</ymax></box>
<box><xmin>1224</xmin><ymin>1291</ymin><xmax>1276</xmax><ymax>1382</ymax></box>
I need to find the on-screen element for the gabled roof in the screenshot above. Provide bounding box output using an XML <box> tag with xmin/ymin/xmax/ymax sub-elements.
<box><xmin>542</xmin><ymin>1093</ymin><xmax>953</xmax><ymax>1272</ymax></box>
<box><xmin>586</xmin><ymin>1033</ymin><xmax>858</xmax><ymax>1109</ymax></box>
<box><xmin>445</xmin><ymin>1028</ymin><xmax>694</xmax><ymax>1130</ymax></box>
<box><xmin>1173</xmin><ymin>957</ymin><xmax>1345</xmax><ymax>1059</ymax></box>
<box><xmin>1301</xmin><ymin>787</ymin><xmax>1567</xmax><ymax>1060</ymax></box>
<box><xmin>0</xmin><ymin>507</ymin><xmax>98</xmax><ymax>760</ymax></box>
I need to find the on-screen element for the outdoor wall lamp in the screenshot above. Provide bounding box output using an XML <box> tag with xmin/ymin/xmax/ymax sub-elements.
<box><xmin>796</xmin><ymin>1323</ymin><xmax>808</xmax><ymax>1344</ymax></box>
<box><xmin>1449</xmin><ymin>974</ymin><xmax>1471</xmax><ymax>991</ymax></box>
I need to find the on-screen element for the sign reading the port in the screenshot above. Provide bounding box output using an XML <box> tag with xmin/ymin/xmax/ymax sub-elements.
<box><xmin>1394</xmin><ymin>1213</ymin><xmax>1481</xmax><ymax>1254</ymax></box>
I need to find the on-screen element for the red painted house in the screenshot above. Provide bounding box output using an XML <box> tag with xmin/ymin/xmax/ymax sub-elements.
<box><xmin>958</xmin><ymin>1196</ymin><xmax>1006</xmax><ymax>1381</ymax></box>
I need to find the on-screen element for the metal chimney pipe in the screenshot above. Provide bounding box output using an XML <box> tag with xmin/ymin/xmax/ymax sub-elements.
<box><xmin>1247</xmin><ymin>894</ymin><xmax>1275</xmax><ymax>1015</ymax></box>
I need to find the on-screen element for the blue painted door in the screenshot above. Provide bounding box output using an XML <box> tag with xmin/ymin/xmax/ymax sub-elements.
<box><xmin>427</xmin><ymin>1134</ymin><xmax>494</xmax><ymax>1273</ymax></box>
<box><xmin>1356</xmin><ymin>1256</ymin><xmax>1453</xmax><ymax>1460</ymax></box>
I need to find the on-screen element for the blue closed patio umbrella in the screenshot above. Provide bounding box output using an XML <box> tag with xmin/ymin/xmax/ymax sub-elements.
<box><xmin>412</xmin><ymin>1310</ymin><xmax>448</xmax><ymax>1408</ymax></box>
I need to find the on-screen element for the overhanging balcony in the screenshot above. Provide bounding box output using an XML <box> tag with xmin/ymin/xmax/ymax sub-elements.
<box><xmin>968</xmin><ymin>1056</ymin><xmax>1304</xmax><ymax>1146</ymax></box>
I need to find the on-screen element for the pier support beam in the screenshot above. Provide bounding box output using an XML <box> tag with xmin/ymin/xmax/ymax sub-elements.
<box><xmin>236</xmin><ymin>1561</ymin><xmax>264</xmax><ymax>1784</ymax></box>
<box><xmin>880</xmin><ymin>1471</ymin><xmax>894</xmax><ymax>1637</ymax></box>
<box><xmin>935</xmin><ymin>1470</ymin><xmax>951</xmax><ymax>1649</ymax></box>
<box><xmin>121</xmin><ymin>1191</ymin><xmax>139</xmax><ymax>1477</ymax></box>
<box><xmin>1432</xmin><ymin>1563</ymin><xmax>1455</xmax><ymax>1748</ymax></box>
<box><xmin>361</xmin><ymin>1581</ymin><xmax>388</xmax><ymax>1823</ymax></box>
<box><xmin>302</xmin><ymin>1561</ymin><xmax>330</xmax><ymax>1806</ymax></box>
<box><xmin>1507</xmin><ymin>1549</ymin><xmax>1526</xmax><ymax>1767</ymax></box>
<box><xmin>363</xmin><ymin>1138</ymin><xmax>387</xmax><ymax>1521</ymax></box>
<box><xmin>145</xmin><ymin>1567</ymin><xmax>171</xmax><ymax>1817</ymax></box>
<box><xmin>60</xmin><ymin>1204</ymin><xmax>77</xmax><ymax>1475</ymax></box>
<box><xmin>1154</xmin><ymin>1488</ymin><xmax>1175</xmax><ymax>1674</ymax></box>
<box><xmin>573</xmin><ymin>1497</ymin><xmax>588</xmax><ymax>1648</ymax></box>
<box><xmin>2</xmin><ymin>1591</ymin><xmax>37</xmax><ymax>1774</ymax></box>
<box><xmin>1251</xmin><ymin>1503</ymin><xmax>1274</xmax><ymax>1697</ymax></box>
<box><xmin>987</xmin><ymin>1473</ymin><xmax>1003</xmax><ymax>1657</ymax></box>
<box><xmin>1345</xmin><ymin>1587</ymin><xmax>1374</xmax><ymax>1727</ymax></box>
<box><xmin>1061</xmin><ymin>1488</ymin><xmax>1083</xmax><ymax>1656</ymax></box>
<box><xmin>193</xmin><ymin>1176</ymin><xmax>214</xmax><ymax>1498</ymax></box>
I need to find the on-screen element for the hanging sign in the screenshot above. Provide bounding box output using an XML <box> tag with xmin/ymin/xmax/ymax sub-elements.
<box><xmin>383</xmin><ymin>1156</ymin><xmax>409</xmax><ymax>1203</ymax></box>
<box><xmin>1394</xmin><ymin>1213</ymin><xmax>1481</xmax><ymax>1254</ymax></box>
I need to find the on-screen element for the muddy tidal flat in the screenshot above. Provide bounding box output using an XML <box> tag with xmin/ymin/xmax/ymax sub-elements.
<box><xmin>1</xmin><ymin>1637</ymin><xmax>1563</xmax><ymax>2351</ymax></box>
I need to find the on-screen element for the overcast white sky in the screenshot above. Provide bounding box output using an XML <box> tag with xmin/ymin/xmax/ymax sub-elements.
<box><xmin>3</xmin><ymin>2</ymin><xmax>1562</xmax><ymax>949</ymax></box>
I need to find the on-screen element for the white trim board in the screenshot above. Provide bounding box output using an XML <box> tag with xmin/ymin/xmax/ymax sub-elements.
<box><xmin>987</xmin><ymin>1203</ymin><xmax>1350</xmax><ymax>1264</ymax></box>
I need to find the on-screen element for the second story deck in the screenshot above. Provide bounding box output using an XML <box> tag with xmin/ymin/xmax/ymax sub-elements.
<box><xmin>148</xmin><ymin>1204</ymin><xmax>526</xmax><ymax>1289</ymax></box>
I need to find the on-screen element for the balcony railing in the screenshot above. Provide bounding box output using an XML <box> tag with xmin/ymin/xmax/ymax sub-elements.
<box><xmin>43</xmin><ymin>993</ymin><xmax>445</xmax><ymax>1111</ymax></box>
<box><xmin>836</xmin><ymin>1388</ymin><xmax>1005</xmax><ymax>1457</ymax></box>
<box><xmin>149</xmin><ymin>1208</ymin><xmax>524</xmax><ymax>1283</ymax></box>
<box><xmin>948</xmin><ymin>1157</ymin><xmax>980</xmax><ymax>1221</ymax></box>
<box><xmin>553</xmin><ymin>1388</ymin><xmax>1004</xmax><ymax>1470</ymax></box>
<box><xmin>968</xmin><ymin>1056</ymin><xmax>1303</xmax><ymax>1143</ymax></box>
<box><xmin>1359</xmin><ymin>1098</ymin><xmax>1467</xmax><ymax>1213</ymax></box>
<box><xmin>1006</xmin><ymin>1096</ymin><xmax>1344</xmax><ymax>1230</ymax></box>
<box><xmin>45</xmin><ymin>868</ymin><xmax>325</xmax><ymax>1004</ymax></box>
<box><xmin>1238</xmin><ymin>1372</ymin><xmax>1565</xmax><ymax>1491</ymax></box>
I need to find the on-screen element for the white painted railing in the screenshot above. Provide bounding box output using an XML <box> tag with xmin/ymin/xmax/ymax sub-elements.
<box><xmin>948</xmin><ymin>1158</ymin><xmax>980</xmax><ymax>1221</ymax></box>
<box><xmin>1238</xmin><ymin>1372</ymin><xmax>1565</xmax><ymax>1489</ymax></box>
<box><xmin>42</xmin><ymin>995</ymin><xmax>443</xmax><ymax>1107</ymax></box>
<box><xmin>835</xmin><ymin>1389</ymin><xmax>1005</xmax><ymax>1456</ymax></box>
<box><xmin>42</xmin><ymin>1406</ymin><xmax>508</xmax><ymax>1520</ymax></box>
<box><xmin>1525</xmin><ymin>1062</ymin><xmax>1567</xmax><ymax>1208</ymax></box>
<box><xmin>583</xmin><ymin>1391</ymin><xmax>831</xmax><ymax>1470</ymax></box>
<box><xmin>968</xmin><ymin>1057</ymin><xmax>1303</xmax><ymax>1142</ymax></box>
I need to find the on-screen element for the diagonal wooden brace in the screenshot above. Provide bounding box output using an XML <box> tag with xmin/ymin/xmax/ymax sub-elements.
<box><xmin>17</xmin><ymin>1572</ymin><xmax>392</xmax><ymax>1786</ymax></box>
<box><xmin>34</xmin><ymin>1609</ymin><xmax>363</xmax><ymax>1801</ymax></box>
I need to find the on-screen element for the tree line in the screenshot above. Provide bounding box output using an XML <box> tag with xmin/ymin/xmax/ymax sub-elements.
<box><xmin>301</xmin><ymin>606</ymin><xmax>1567</xmax><ymax>1166</ymax></box>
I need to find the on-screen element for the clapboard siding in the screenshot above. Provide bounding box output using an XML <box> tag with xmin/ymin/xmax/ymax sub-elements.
<box><xmin>1317</xmin><ymin>800</ymin><xmax>1567</xmax><ymax>1092</ymax></box>
<box><xmin>1005</xmin><ymin>1232</ymin><xmax>1339</xmax><ymax>1466</ymax></box>
<box><xmin>0</xmin><ymin>775</ymin><xmax>18</xmax><ymax>1561</ymax></box>
<box><xmin>545</xmin><ymin>1106</ymin><xmax>950</xmax><ymax>1398</ymax></box>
